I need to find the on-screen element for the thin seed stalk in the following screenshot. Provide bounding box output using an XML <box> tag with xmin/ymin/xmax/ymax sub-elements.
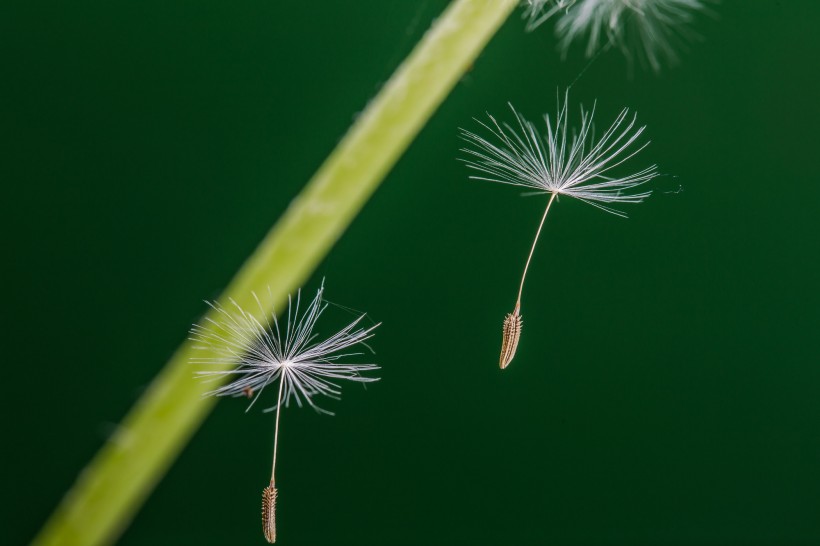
<box><xmin>500</xmin><ymin>192</ymin><xmax>558</xmax><ymax>369</ymax></box>
<box><xmin>263</xmin><ymin>378</ymin><xmax>285</xmax><ymax>544</ymax></box>
<box><xmin>32</xmin><ymin>2</ymin><xmax>518</xmax><ymax>545</ymax></box>
<box><xmin>516</xmin><ymin>191</ymin><xmax>558</xmax><ymax>309</ymax></box>
<box><xmin>270</xmin><ymin>376</ymin><xmax>285</xmax><ymax>486</ymax></box>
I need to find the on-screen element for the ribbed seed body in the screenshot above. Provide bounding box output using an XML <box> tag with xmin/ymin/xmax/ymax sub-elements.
<box><xmin>262</xmin><ymin>484</ymin><xmax>278</xmax><ymax>543</ymax></box>
<box><xmin>500</xmin><ymin>310</ymin><xmax>522</xmax><ymax>369</ymax></box>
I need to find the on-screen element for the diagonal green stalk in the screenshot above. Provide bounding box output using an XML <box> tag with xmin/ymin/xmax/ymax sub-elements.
<box><xmin>32</xmin><ymin>1</ymin><xmax>518</xmax><ymax>545</ymax></box>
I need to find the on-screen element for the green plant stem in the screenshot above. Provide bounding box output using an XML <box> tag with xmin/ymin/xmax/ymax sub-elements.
<box><xmin>32</xmin><ymin>1</ymin><xmax>518</xmax><ymax>545</ymax></box>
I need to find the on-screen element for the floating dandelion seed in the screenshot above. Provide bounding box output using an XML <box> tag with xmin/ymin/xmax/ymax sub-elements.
<box><xmin>460</xmin><ymin>91</ymin><xmax>658</xmax><ymax>369</ymax></box>
<box><xmin>524</xmin><ymin>0</ymin><xmax>709</xmax><ymax>72</ymax></box>
<box><xmin>190</xmin><ymin>281</ymin><xmax>379</xmax><ymax>543</ymax></box>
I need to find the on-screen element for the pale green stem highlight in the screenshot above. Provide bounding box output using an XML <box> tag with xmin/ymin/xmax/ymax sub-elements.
<box><xmin>32</xmin><ymin>1</ymin><xmax>518</xmax><ymax>545</ymax></box>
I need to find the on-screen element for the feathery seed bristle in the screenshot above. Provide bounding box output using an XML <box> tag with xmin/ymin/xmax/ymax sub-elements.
<box><xmin>500</xmin><ymin>310</ymin><xmax>522</xmax><ymax>369</ymax></box>
<box><xmin>262</xmin><ymin>484</ymin><xmax>278</xmax><ymax>543</ymax></box>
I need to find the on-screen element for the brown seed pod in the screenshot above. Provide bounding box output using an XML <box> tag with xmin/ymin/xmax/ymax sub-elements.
<box><xmin>262</xmin><ymin>484</ymin><xmax>278</xmax><ymax>543</ymax></box>
<box><xmin>499</xmin><ymin>309</ymin><xmax>522</xmax><ymax>369</ymax></box>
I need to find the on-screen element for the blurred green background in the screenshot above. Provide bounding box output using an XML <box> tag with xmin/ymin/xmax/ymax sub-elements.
<box><xmin>4</xmin><ymin>1</ymin><xmax>820</xmax><ymax>544</ymax></box>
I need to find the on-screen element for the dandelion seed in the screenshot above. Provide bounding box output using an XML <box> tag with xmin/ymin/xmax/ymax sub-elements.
<box><xmin>262</xmin><ymin>484</ymin><xmax>277</xmax><ymax>543</ymax></box>
<box><xmin>190</xmin><ymin>281</ymin><xmax>379</xmax><ymax>543</ymax></box>
<box><xmin>500</xmin><ymin>310</ymin><xmax>523</xmax><ymax>369</ymax></box>
<box><xmin>460</xmin><ymin>91</ymin><xmax>658</xmax><ymax>368</ymax></box>
<box><xmin>523</xmin><ymin>0</ymin><xmax>708</xmax><ymax>72</ymax></box>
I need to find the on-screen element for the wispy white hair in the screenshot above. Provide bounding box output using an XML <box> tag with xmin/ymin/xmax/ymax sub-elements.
<box><xmin>191</xmin><ymin>282</ymin><xmax>379</xmax><ymax>415</ymax></box>
<box><xmin>522</xmin><ymin>0</ymin><xmax>576</xmax><ymax>31</ymax></box>
<box><xmin>460</xmin><ymin>91</ymin><xmax>658</xmax><ymax>217</ymax></box>
<box><xmin>523</xmin><ymin>0</ymin><xmax>709</xmax><ymax>72</ymax></box>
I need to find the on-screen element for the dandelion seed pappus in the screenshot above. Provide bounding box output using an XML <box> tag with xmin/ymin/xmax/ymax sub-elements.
<box><xmin>460</xmin><ymin>90</ymin><xmax>658</xmax><ymax>369</ymax></box>
<box><xmin>190</xmin><ymin>281</ymin><xmax>380</xmax><ymax>543</ymax></box>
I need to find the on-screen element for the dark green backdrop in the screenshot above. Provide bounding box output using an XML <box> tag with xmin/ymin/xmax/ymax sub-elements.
<box><xmin>5</xmin><ymin>1</ymin><xmax>820</xmax><ymax>544</ymax></box>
